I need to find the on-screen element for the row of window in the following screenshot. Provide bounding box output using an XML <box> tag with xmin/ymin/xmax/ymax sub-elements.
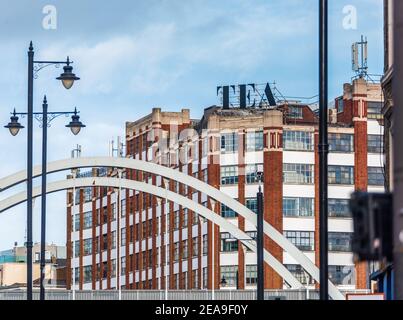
<box><xmin>220</xmin><ymin>264</ymin><xmax>355</xmax><ymax>287</ymax></box>
<box><xmin>221</xmin><ymin>131</ymin><xmax>382</xmax><ymax>153</ymax></box>
<box><xmin>286</xmin><ymin>264</ymin><xmax>355</xmax><ymax>286</ymax></box>
<box><xmin>218</xmin><ymin>230</ymin><xmax>353</xmax><ymax>253</ymax></box>
<box><xmin>284</xmin><ymin>231</ymin><xmax>353</xmax><ymax>252</ymax></box>
<box><xmin>75</xmin><ymin>262</ymin><xmax>354</xmax><ymax>287</ymax></box>
<box><xmin>74</xmin><ymin>260</ymin><xmax>117</xmax><ymax>284</ymax></box>
<box><xmin>283</xmin><ymin>198</ymin><xmax>352</xmax><ymax>218</ymax></box>
<box><xmin>73</xmin><ymin>232</ymin><xmax>117</xmax><ymax>257</ymax></box>
<box><xmin>220</xmin><ymin>165</ymin><xmax>384</xmax><ymax>186</ymax></box>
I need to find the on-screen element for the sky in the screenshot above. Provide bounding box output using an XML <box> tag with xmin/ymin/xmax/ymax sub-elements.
<box><xmin>0</xmin><ymin>0</ymin><xmax>384</xmax><ymax>251</ymax></box>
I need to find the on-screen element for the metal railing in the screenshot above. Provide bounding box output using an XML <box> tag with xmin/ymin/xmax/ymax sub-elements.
<box><xmin>0</xmin><ymin>289</ymin><xmax>371</xmax><ymax>301</ymax></box>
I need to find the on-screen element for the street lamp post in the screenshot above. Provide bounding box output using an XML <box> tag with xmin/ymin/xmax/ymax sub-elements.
<box><xmin>5</xmin><ymin>96</ymin><xmax>85</xmax><ymax>300</ymax></box>
<box><xmin>256</xmin><ymin>172</ymin><xmax>264</xmax><ymax>301</ymax></box>
<box><xmin>11</xmin><ymin>42</ymin><xmax>80</xmax><ymax>300</ymax></box>
<box><xmin>163</xmin><ymin>177</ymin><xmax>170</xmax><ymax>300</ymax></box>
<box><xmin>319</xmin><ymin>0</ymin><xmax>329</xmax><ymax>301</ymax></box>
<box><xmin>209</xmin><ymin>199</ymin><xmax>217</xmax><ymax>301</ymax></box>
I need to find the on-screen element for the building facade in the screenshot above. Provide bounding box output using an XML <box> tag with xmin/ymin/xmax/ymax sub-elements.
<box><xmin>67</xmin><ymin>79</ymin><xmax>384</xmax><ymax>292</ymax></box>
<box><xmin>0</xmin><ymin>243</ymin><xmax>66</xmax><ymax>288</ymax></box>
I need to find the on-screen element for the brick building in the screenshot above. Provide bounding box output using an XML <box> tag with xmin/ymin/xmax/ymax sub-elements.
<box><xmin>66</xmin><ymin>78</ymin><xmax>384</xmax><ymax>292</ymax></box>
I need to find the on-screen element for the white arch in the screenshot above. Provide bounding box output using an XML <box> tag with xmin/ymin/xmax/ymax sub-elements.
<box><xmin>0</xmin><ymin>157</ymin><xmax>345</xmax><ymax>300</ymax></box>
<box><xmin>0</xmin><ymin>176</ymin><xmax>304</xmax><ymax>290</ymax></box>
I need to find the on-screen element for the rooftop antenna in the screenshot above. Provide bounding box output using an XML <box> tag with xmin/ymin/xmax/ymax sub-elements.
<box><xmin>110</xmin><ymin>137</ymin><xmax>125</xmax><ymax>158</ymax></box>
<box><xmin>352</xmin><ymin>35</ymin><xmax>368</xmax><ymax>78</ymax></box>
<box><xmin>71</xmin><ymin>145</ymin><xmax>82</xmax><ymax>158</ymax></box>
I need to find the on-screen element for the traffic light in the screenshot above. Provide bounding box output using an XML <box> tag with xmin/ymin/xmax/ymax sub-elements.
<box><xmin>350</xmin><ymin>192</ymin><xmax>393</xmax><ymax>262</ymax></box>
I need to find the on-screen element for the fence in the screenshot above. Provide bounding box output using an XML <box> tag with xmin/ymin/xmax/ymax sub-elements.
<box><xmin>0</xmin><ymin>289</ymin><xmax>371</xmax><ymax>300</ymax></box>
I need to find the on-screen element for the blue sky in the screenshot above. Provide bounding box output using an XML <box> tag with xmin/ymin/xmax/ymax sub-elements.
<box><xmin>0</xmin><ymin>0</ymin><xmax>383</xmax><ymax>251</ymax></box>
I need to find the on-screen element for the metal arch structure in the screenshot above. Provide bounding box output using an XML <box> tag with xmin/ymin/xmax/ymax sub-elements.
<box><xmin>0</xmin><ymin>157</ymin><xmax>345</xmax><ymax>300</ymax></box>
<box><xmin>0</xmin><ymin>177</ymin><xmax>304</xmax><ymax>290</ymax></box>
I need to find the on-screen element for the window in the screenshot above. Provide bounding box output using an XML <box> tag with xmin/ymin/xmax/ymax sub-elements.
<box><xmin>286</xmin><ymin>265</ymin><xmax>314</xmax><ymax>285</ymax></box>
<box><xmin>200</xmin><ymin>169</ymin><xmax>208</xmax><ymax>184</ymax></box>
<box><xmin>220</xmin><ymin>266</ymin><xmax>238</xmax><ymax>287</ymax></box>
<box><xmin>192</xmin><ymin>269</ymin><xmax>199</xmax><ymax>289</ymax></box>
<box><xmin>246</xmin><ymin>199</ymin><xmax>258</xmax><ymax>214</ymax></box>
<box><xmin>221</xmin><ymin>233</ymin><xmax>238</xmax><ymax>252</ymax></box>
<box><xmin>203</xmin><ymin>235</ymin><xmax>208</xmax><ymax>255</ymax></box>
<box><xmin>183</xmin><ymin>209</ymin><xmax>188</xmax><ymax>228</ymax></box>
<box><xmin>102</xmin><ymin>206</ymin><xmax>108</xmax><ymax>224</ymax></box>
<box><xmin>121</xmin><ymin>228</ymin><xmax>126</xmax><ymax>247</ymax></box>
<box><xmin>111</xmin><ymin>203</ymin><xmax>117</xmax><ymax>221</ymax></box>
<box><xmin>96</xmin><ymin>263</ymin><xmax>101</xmax><ymax>281</ymax></box>
<box><xmin>203</xmin><ymin>267</ymin><xmax>208</xmax><ymax>289</ymax></box>
<box><xmin>74</xmin><ymin>214</ymin><xmax>80</xmax><ymax>232</ymax></box>
<box><xmin>328</xmin><ymin>166</ymin><xmax>354</xmax><ymax>185</ymax></box>
<box><xmin>283</xmin><ymin>131</ymin><xmax>313</xmax><ymax>151</ymax></box>
<box><xmin>74</xmin><ymin>241</ymin><xmax>80</xmax><ymax>258</ymax></box>
<box><xmin>83</xmin><ymin>211</ymin><xmax>92</xmax><ymax>230</ymax></box>
<box><xmin>368</xmin><ymin>167</ymin><xmax>384</xmax><ymax>186</ymax></box>
<box><xmin>102</xmin><ymin>234</ymin><xmax>108</xmax><ymax>251</ymax></box>
<box><xmin>174</xmin><ymin>274</ymin><xmax>179</xmax><ymax>289</ymax></box>
<box><xmin>121</xmin><ymin>199</ymin><xmax>126</xmax><ymax>218</ymax></box>
<box><xmin>74</xmin><ymin>267</ymin><xmax>80</xmax><ymax>283</ymax></box>
<box><xmin>111</xmin><ymin>259</ymin><xmax>117</xmax><ymax>277</ymax></box>
<box><xmin>367</xmin><ymin>101</ymin><xmax>383</xmax><ymax>120</ymax></box>
<box><xmin>192</xmin><ymin>212</ymin><xmax>199</xmax><ymax>225</ymax></box>
<box><xmin>221</xmin><ymin>133</ymin><xmax>238</xmax><ymax>153</ymax></box>
<box><xmin>174</xmin><ymin>242</ymin><xmax>180</xmax><ymax>262</ymax></box>
<box><xmin>202</xmin><ymin>138</ymin><xmax>209</xmax><ymax>157</ymax></box>
<box><xmin>182</xmin><ymin>271</ymin><xmax>188</xmax><ymax>289</ymax></box>
<box><xmin>328</xmin><ymin>266</ymin><xmax>355</xmax><ymax>285</ymax></box>
<box><xmin>337</xmin><ymin>98</ymin><xmax>344</xmax><ymax>113</ymax></box>
<box><xmin>246</xmin><ymin>265</ymin><xmax>258</xmax><ymax>285</ymax></box>
<box><xmin>221</xmin><ymin>166</ymin><xmax>239</xmax><ymax>185</ymax></box>
<box><xmin>329</xmin><ymin>233</ymin><xmax>353</xmax><ymax>252</ymax></box>
<box><xmin>283</xmin><ymin>164</ymin><xmax>314</xmax><ymax>184</ymax></box>
<box><xmin>83</xmin><ymin>266</ymin><xmax>92</xmax><ymax>283</ymax></box>
<box><xmin>328</xmin><ymin>199</ymin><xmax>351</xmax><ymax>218</ymax></box>
<box><xmin>182</xmin><ymin>240</ymin><xmax>188</xmax><ymax>260</ymax></box>
<box><xmin>84</xmin><ymin>238</ymin><xmax>92</xmax><ymax>256</ymax></box>
<box><xmin>94</xmin><ymin>236</ymin><xmax>99</xmax><ymax>254</ymax></box>
<box><xmin>246</xmin><ymin>131</ymin><xmax>264</xmax><ymax>152</ymax></box>
<box><xmin>368</xmin><ymin>135</ymin><xmax>383</xmax><ymax>154</ymax></box>
<box><xmin>83</xmin><ymin>187</ymin><xmax>92</xmax><ymax>203</ymax></box>
<box><xmin>121</xmin><ymin>257</ymin><xmax>126</xmax><ymax>275</ymax></box>
<box><xmin>328</xmin><ymin>133</ymin><xmax>354</xmax><ymax>153</ymax></box>
<box><xmin>221</xmin><ymin>204</ymin><xmax>238</xmax><ymax>218</ymax></box>
<box><xmin>246</xmin><ymin>164</ymin><xmax>263</xmax><ymax>184</ymax></box>
<box><xmin>283</xmin><ymin>198</ymin><xmax>314</xmax><ymax>217</ymax></box>
<box><xmin>192</xmin><ymin>237</ymin><xmax>198</xmax><ymax>257</ymax></box>
<box><xmin>102</xmin><ymin>262</ymin><xmax>108</xmax><ymax>279</ymax></box>
<box><xmin>111</xmin><ymin>231</ymin><xmax>117</xmax><ymax>249</ymax></box>
<box><xmin>174</xmin><ymin>211</ymin><xmax>180</xmax><ymax>230</ymax></box>
<box><xmin>289</xmin><ymin>106</ymin><xmax>303</xmax><ymax>119</ymax></box>
<box><xmin>284</xmin><ymin>231</ymin><xmax>315</xmax><ymax>251</ymax></box>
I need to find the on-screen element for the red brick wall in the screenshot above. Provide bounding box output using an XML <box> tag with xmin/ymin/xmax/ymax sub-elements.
<box><xmin>354</xmin><ymin>119</ymin><xmax>369</xmax><ymax>289</ymax></box>
<box><xmin>263</xmin><ymin>128</ymin><xmax>283</xmax><ymax>289</ymax></box>
<box><xmin>238</xmin><ymin>130</ymin><xmax>246</xmax><ymax>289</ymax></box>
